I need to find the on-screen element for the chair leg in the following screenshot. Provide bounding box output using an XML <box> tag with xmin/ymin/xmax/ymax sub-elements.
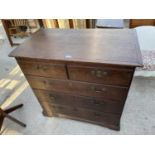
<box><xmin>0</xmin><ymin>116</ymin><xmax>4</xmax><ymax>131</ymax></box>
<box><xmin>0</xmin><ymin>104</ymin><xmax>26</xmax><ymax>130</ymax></box>
<box><xmin>5</xmin><ymin>113</ymin><xmax>26</xmax><ymax>127</ymax></box>
<box><xmin>4</xmin><ymin>104</ymin><xmax>23</xmax><ymax>113</ymax></box>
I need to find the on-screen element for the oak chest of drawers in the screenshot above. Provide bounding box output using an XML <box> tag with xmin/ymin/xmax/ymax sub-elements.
<box><xmin>9</xmin><ymin>29</ymin><xmax>143</xmax><ymax>130</ymax></box>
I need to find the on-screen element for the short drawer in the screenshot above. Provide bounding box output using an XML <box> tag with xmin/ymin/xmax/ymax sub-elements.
<box><xmin>67</xmin><ymin>65</ymin><xmax>133</xmax><ymax>86</ymax></box>
<box><xmin>49</xmin><ymin>104</ymin><xmax>121</xmax><ymax>129</ymax></box>
<box><xmin>27</xmin><ymin>76</ymin><xmax>128</xmax><ymax>101</ymax></box>
<box><xmin>17</xmin><ymin>60</ymin><xmax>67</xmax><ymax>79</ymax></box>
<box><xmin>33</xmin><ymin>89</ymin><xmax>124</xmax><ymax>114</ymax></box>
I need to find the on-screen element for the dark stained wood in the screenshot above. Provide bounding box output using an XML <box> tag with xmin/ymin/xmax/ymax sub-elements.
<box><xmin>0</xmin><ymin>104</ymin><xmax>26</xmax><ymax>131</ymax></box>
<box><xmin>0</xmin><ymin>117</ymin><xmax>4</xmax><ymax>131</ymax></box>
<box><xmin>92</xmin><ymin>19</ymin><xmax>96</xmax><ymax>28</ymax></box>
<box><xmin>10</xmin><ymin>29</ymin><xmax>143</xmax><ymax>130</ymax></box>
<box><xmin>17</xmin><ymin>57</ymin><xmax>135</xmax><ymax>69</ymax></box>
<box><xmin>69</xmin><ymin>19</ymin><xmax>74</xmax><ymax>28</ymax></box>
<box><xmin>26</xmin><ymin>75</ymin><xmax>128</xmax><ymax>101</ymax></box>
<box><xmin>17</xmin><ymin>59</ymin><xmax>67</xmax><ymax>79</ymax></box>
<box><xmin>48</xmin><ymin>104</ymin><xmax>121</xmax><ymax>130</ymax></box>
<box><xmin>33</xmin><ymin>89</ymin><xmax>125</xmax><ymax>114</ymax></box>
<box><xmin>38</xmin><ymin>19</ymin><xmax>44</xmax><ymax>28</ymax></box>
<box><xmin>67</xmin><ymin>64</ymin><xmax>133</xmax><ymax>86</ymax></box>
<box><xmin>129</xmin><ymin>19</ymin><xmax>155</xmax><ymax>28</ymax></box>
<box><xmin>1</xmin><ymin>20</ymin><xmax>13</xmax><ymax>46</ymax></box>
<box><xmin>9</xmin><ymin>29</ymin><xmax>143</xmax><ymax>67</ymax></box>
<box><xmin>86</xmin><ymin>19</ymin><xmax>90</xmax><ymax>28</ymax></box>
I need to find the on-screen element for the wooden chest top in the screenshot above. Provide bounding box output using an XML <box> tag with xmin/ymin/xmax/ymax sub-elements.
<box><xmin>9</xmin><ymin>28</ymin><xmax>143</xmax><ymax>67</ymax></box>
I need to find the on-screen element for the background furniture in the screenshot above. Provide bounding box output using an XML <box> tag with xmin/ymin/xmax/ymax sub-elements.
<box><xmin>130</xmin><ymin>19</ymin><xmax>155</xmax><ymax>28</ymax></box>
<box><xmin>8</xmin><ymin>19</ymin><xmax>30</xmax><ymax>37</ymax></box>
<box><xmin>134</xmin><ymin>26</ymin><xmax>155</xmax><ymax>77</ymax></box>
<box><xmin>1</xmin><ymin>19</ymin><xmax>41</xmax><ymax>46</ymax></box>
<box><xmin>42</xmin><ymin>19</ymin><xmax>95</xmax><ymax>29</ymax></box>
<box><xmin>1</xmin><ymin>20</ymin><xmax>14</xmax><ymax>46</ymax></box>
<box><xmin>0</xmin><ymin>104</ymin><xmax>26</xmax><ymax>131</ymax></box>
<box><xmin>128</xmin><ymin>19</ymin><xmax>155</xmax><ymax>77</ymax></box>
<box><xmin>96</xmin><ymin>19</ymin><xmax>124</xmax><ymax>28</ymax></box>
<box><xmin>9</xmin><ymin>29</ymin><xmax>142</xmax><ymax>130</ymax></box>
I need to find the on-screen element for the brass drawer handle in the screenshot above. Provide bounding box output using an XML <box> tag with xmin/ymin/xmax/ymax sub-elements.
<box><xmin>36</xmin><ymin>65</ymin><xmax>48</xmax><ymax>71</ymax></box>
<box><xmin>50</xmin><ymin>97</ymin><xmax>55</xmax><ymax>101</ymax></box>
<box><xmin>91</xmin><ymin>86</ymin><xmax>106</xmax><ymax>92</ymax></box>
<box><xmin>49</xmin><ymin>94</ymin><xmax>55</xmax><ymax>102</ymax></box>
<box><xmin>91</xmin><ymin>70</ymin><xmax>108</xmax><ymax>77</ymax></box>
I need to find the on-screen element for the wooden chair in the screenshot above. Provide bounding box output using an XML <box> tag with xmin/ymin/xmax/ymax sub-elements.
<box><xmin>0</xmin><ymin>104</ymin><xmax>26</xmax><ymax>132</ymax></box>
<box><xmin>8</xmin><ymin>19</ymin><xmax>31</xmax><ymax>37</ymax></box>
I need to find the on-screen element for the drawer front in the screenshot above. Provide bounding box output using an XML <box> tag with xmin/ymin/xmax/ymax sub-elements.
<box><xmin>33</xmin><ymin>90</ymin><xmax>124</xmax><ymax>114</ymax></box>
<box><xmin>17</xmin><ymin>60</ymin><xmax>67</xmax><ymax>79</ymax></box>
<box><xmin>49</xmin><ymin>104</ymin><xmax>121</xmax><ymax>128</ymax></box>
<box><xmin>27</xmin><ymin>76</ymin><xmax>128</xmax><ymax>101</ymax></box>
<box><xmin>67</xmin><ymin>65</ymin><xmax>133</xmax><ymax>86</ymax></box>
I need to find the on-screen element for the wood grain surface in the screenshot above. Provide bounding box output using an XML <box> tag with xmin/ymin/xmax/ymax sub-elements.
<box><xmin>10</xmin><ymin>29</ymin><xmax>143</xmax><ymax>67</ymax></box>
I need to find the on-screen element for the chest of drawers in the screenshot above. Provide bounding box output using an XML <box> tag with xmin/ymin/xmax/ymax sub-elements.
<box><xmin>9</xmin><ymin>29</ymin><xmax>143</xmax><ymax>130</ymax></box>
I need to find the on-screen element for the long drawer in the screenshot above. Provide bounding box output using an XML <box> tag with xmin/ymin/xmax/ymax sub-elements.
<box><xmin>49</xmin><ymin>104</ymin><xmax>121</xmax><ymax>130</ymax></box>
<box><xmin>17</xmin><ymin>60</ymin><xmax>67</xmax><ymax>79</ymax></box>
<box><xmin>27</xmin><ymin>75</ymin><xmax>128</xmax><ymax>101</ymax></box>
<box><xmin>67</xmin><ymin>64</ymin><xmax>133</xmax><ymax>86</ymax></box>
<box><xmin>33</xmin><ymin>89</ymin><xmax>124</xmax><ymax>114</ymax></box>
